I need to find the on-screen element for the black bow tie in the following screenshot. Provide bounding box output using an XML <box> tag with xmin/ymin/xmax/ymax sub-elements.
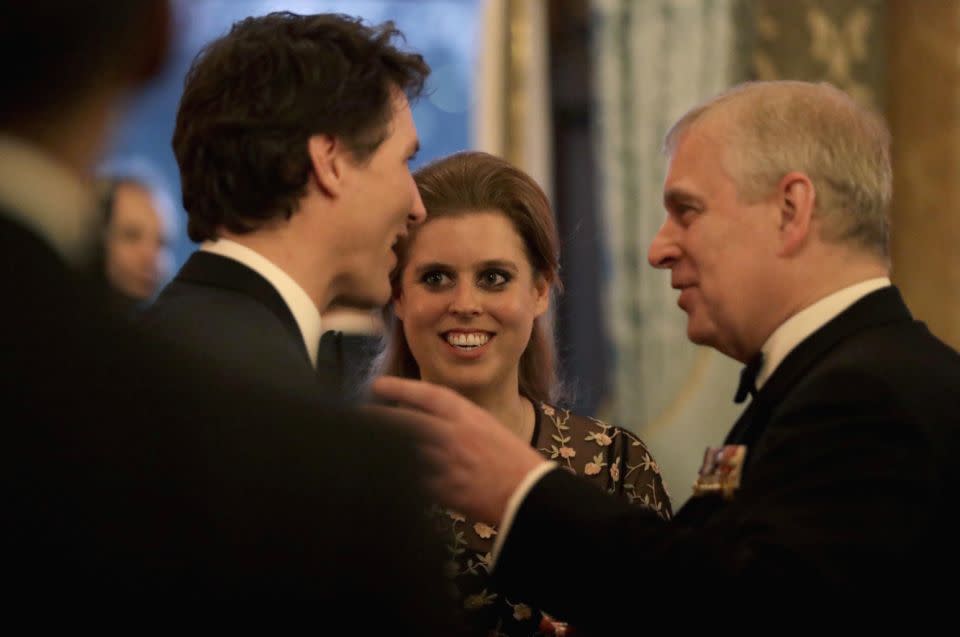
<box><xmin>734</xmin><ymin>352</ymin><xmax>764</xmax><ymax>404</ymax></box>
<box><xmin>315</xmin><ymin>330</ymin><xmax>344</xmax><ymax>388</ymax></box>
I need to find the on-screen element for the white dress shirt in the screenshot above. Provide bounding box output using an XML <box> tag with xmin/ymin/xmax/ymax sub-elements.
<box><xmin>755</xmin><ymin>277</ymin><xmax>891</xmax><ymax>389</ymax></box>
<box><xmin>492</xmin><ymin>277</ymin><xmax>893</xmax><ymax>569</ymax></box>
<box><xmin>0</xmin><ymin>135</ymin><xmax>97</xmax><ymax>265</ymax></box>
<box><xmin>200</xmin><ymin>239</ymin><xmax>323</xmax><ymax>368</ymax></box>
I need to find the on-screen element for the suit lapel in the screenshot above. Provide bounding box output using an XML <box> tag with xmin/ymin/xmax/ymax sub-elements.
<box><xmin>724</xmin><ymin>394</ymin><xmax>762</xmax><ymax>446</ymax></box>
<box><xmin>724</xmin><ymin>287</ymin><xmax>914</xmax><ymax>452</ymax></box>
<box><xmin>174</xmin><ymin>251</ymin><xmax>310</xmax><ymax>363</ymax></box>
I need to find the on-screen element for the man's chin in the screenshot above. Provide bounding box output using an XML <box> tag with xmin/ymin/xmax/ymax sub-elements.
<box><xmin>686</xmin><ymin>320</ymin><xmax>716</xmax><ymax>348</ymax></box>
<box><xmin>332</xmin><ymin>283</ymin><xmax>390</xmax><ymax>311</ymax></box>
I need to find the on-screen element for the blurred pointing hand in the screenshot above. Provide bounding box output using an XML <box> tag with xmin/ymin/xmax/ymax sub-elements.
<box><xmin>370</xmin><ymin>376</ymin><xmax>547</xmax><ymax>524</ymax></box>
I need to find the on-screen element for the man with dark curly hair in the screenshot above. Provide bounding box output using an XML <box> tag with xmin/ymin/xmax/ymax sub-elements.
<box><xmin>145</xmin><ymin>12</ymin><xmax>429</xmax><ymax>395</ymax></box>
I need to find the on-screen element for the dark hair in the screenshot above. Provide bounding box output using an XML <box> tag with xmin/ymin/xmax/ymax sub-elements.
<box><xmin>376</xmin><ymin>152</ymin><xmax>563</xmax><ymax>405</ymax></box>
<box><xmin>0</xmin><ymin>1</ymin><xmax>168</xmax><ymax>127</ymax></box>
<box><xmin>172</xmin><ymin>12</ymin><xmax>430</xmax><ymax>242</ymax></box>
<box><xmin>96</xmin><ymin>159</ymin><xmax>173</xmax><ymax>226</ymax></box>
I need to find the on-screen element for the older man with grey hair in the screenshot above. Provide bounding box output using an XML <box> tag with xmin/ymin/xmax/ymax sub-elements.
<box><xmin>373</xmin><ymin>80</ymin><xmax>960</xmax><ymax>623</ymax></box>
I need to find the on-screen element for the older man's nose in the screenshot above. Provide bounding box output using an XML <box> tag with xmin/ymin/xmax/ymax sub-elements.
<box><xmin>648</xmin><ymin>218</ymin><xmax>681</xmax><ymax>269</ymax></box>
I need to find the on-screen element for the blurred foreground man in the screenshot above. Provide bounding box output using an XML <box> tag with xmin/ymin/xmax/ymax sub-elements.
<box><xmin>0</xmin><ymin>3</ymin><xmax>458</xmax><ymax>629</ymax></box>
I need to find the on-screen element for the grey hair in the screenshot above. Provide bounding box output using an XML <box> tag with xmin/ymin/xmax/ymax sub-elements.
<box><xmin>664</xmin><ymin>80</ymin><xmax>892</xmax><ymax>260</ymax></box>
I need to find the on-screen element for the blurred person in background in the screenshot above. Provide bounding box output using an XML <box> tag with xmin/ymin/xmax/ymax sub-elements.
<box><xmin>93</xmin><ymin>167</ymin><xmax>175</xmax><ymax>311</ymax></box>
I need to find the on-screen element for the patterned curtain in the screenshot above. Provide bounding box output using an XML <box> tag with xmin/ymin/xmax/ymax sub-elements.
<box><xmin>591</xmin><ymin>0</ymin><xmax>746</xmax><ymax>506</ymax></box>
<box><xmin>749</xmin><ymin>0</ymin><xmax>886</xmax><ymax>109</ymax></box>
<box><xmin>471</xmin><ymin>0</ymin><xmax>553</xmax><ymax>197</ymax></box>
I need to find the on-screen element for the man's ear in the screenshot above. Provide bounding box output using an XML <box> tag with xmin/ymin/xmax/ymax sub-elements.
<box><xmin>532</xmin><ymin>274</ymin><xmax>551</xmax><ymax>318</ymax></box>
<box><xmin>392</xmin><ymin>291</ymin><xmax>406</xmax><ymax>321</ymax></box>
<box><xmin>308</xmin><ymin>134</ymin><xmax>345</xmax><ymax>198</ymax></box>
<box><xmin>777</xmin><ymin>171</ymin><xmax>816</xmax><ymax>257</ymax></box>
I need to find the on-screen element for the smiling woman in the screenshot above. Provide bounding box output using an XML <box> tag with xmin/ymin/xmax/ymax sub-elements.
<box><xmin>373</xmin><ymin>151</ymin><xmax>672</xmax><ymax>636</ymax></box>
<box><xmin>395</xmin><ymin>210</ymin><xmax>550</xmax><ymax>404</ymax></box>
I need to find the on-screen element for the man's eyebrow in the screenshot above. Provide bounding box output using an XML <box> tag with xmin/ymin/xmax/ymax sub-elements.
<box><xmin>663</xmin><ymin>188</ymin><xmax>704</xmax><ymax>208</ymax></box>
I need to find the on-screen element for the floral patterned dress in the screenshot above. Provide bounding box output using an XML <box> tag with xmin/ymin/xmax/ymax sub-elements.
<box><xmin>433</xmin><ymin>402</ymin><xmax>672</xmax><ymax>636</ymax></box>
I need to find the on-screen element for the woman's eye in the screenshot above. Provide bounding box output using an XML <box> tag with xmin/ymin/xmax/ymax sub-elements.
<box><xmin>422</xmin><ymin>271</ymin><xmax>450</xmax><ymax>287</ymax></box>
<box><xmin>480</xmin><ymin>270</ymin><xmax>510</xmax><ymax>287</ymax></box>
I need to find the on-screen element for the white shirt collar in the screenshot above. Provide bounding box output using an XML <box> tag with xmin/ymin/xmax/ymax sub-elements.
<box><xmin>756</xmin><ymin>277</ymin><xmax>892</xmax><ymax>389</ymax></box>
<box><xmin>0</xmin><ymin>135</ymin><xmax>97</xmax><ymax>265</ymax></box>
<box><xmin>320</xmin><ymin>307</ymin><xmax>383</xmax><ymax>335</ymax></box>
<box><xmin>200</xmin><ymin>238</ymin><xmax>323</xmax><ymax>368</ymax></box>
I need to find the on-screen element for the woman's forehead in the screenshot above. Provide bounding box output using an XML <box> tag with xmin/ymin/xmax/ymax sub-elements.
<box><xmin>407</xmin><ymin>212</ymin><xmax>526</xmax><ymax>260</ymax></box>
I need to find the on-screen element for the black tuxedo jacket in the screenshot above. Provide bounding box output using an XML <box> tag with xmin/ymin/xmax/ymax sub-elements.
<box><xmin>0</xmin><ymin>212</ymin><xmax>459</xmax><ymax>630</ymax></box>
<box><xmin>316</xmin><ymin>329</ymin><xmax>382</xmax><ymax>399</ymax></box>
<box><xmin>496</xmin><ymin>286</ymin><xmax>960</xmax><ymax>623</ymax></box>
<box><xmin>144</xmin><ymin>251</ymin><xmax>337</xmax><ymax>396</ymax></box>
